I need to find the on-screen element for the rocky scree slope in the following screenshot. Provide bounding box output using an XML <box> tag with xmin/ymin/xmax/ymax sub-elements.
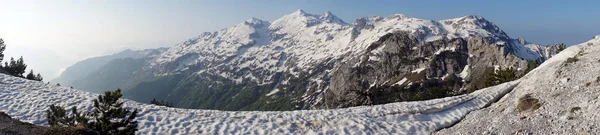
<box><xmin>56</xmin><ymin>10</ymin><xmax>556</xmax><ymax>111</ymax></box>
<box><xmin>436</xmin><ymin>35</ymin><xmax>600</xmax><ymax>134</ymax></box>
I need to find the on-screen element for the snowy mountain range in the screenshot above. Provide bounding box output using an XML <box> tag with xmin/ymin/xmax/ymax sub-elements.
<box><xmin>5</xmin><ymin>35</ymin><xmax>599</xmax><ymax>134</ymax></box>
<box><xmin>54</xmin><ymin>10</ymin><xmax>558</xmax><ymax>110</ymax></box>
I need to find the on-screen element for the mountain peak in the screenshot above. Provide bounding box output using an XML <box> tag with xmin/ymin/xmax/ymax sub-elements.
<box><xmin>322</xmin><ymin>11</ymin><xmax>333</xmax><ymax>17</ymax></box>
<box><xmin>517</xmin><ymin>38</ymin><xmax>527</xmax><ymax>44</ymax></box>
<box><xmin>293</xmin><ymin>9</ymin><xmax>307</xmax><ymax>15</ymax></box>
<box><xmin>389</xmin><ymin>14</ymin><xmax>409</xmax><ymax>19</ymax></box>
<box><xmin>319</xmin><ymin>11</ymin><xmax>347</xmax><ymax>24</ymax></box>
<box><xmin>463</xmin><ymin>15</ymin><xmax>484</xmax><ymax>20</ymax></box>
<box><xmin>440</xmin><ymin>15</ymin><xmax>509</xmax><ymax>39</ymax></box>
<box><xmin>244</xmin><ymin>17</ymin><xmax>268</xmax><ymax>27</ymax></box>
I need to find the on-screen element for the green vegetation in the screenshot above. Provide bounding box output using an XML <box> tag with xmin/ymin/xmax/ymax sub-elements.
<box><xmin>524</xmin><ymin>59</ymin><xmax>541</xmax><ymax>75</ymax></box>
<box><xmin>0</xmin><ymin>38</ymin><xmax>43</xmax><ymax>81</ymax></box>
<box><xmin>151</xmin><ymin>98</ymin><xmax>174</xmax><ymax>107</ymax></box>
<box><xmin>556</xmin><ymin>43</ymin><xmax>567</xmax><ymax>53</ymax></box>
<box><xmin>126</xmin><ymin>72</ymin><xmax>299</xmax><ymax>111</ymax></box>
<box><xmin>3</xmin><ymin>57</ymin><xmax>27</xmax><ymax>77</ymax></box>
<box><xmin>25</xmin><ymin>69</ymin><xmax>43</xmax><ymax>81</ymax></box>
<box><xmin>407</xmin><ymin>87</ymin><xmax>452</xmax><ymax>101</ymax></box>
<box><xmin>0</xmin><ymin>39</ymin><xmax>4</xmax><ymax>62</ymax></box>
<box><xmin>46</xmin><ymin>105</ymin><xmax>88</xmax><ymax>127</ymax></box>
<box><xmin>484</xmin><ymin>67</ymin><xmax>518</xmax><ymax>87</ymax></box>
<box><xmin>46</xmin><ymin>89</ymin><xmax>139</xmax><ymax>135</ymax></box>
<box><xmin>516</xmin><ymin>94</ymin><xmax>541</xmax><ymax>112</ymax></box>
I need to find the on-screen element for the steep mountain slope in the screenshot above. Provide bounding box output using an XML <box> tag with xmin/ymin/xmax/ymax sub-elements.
<box><xmin>324</xmin><ymin>32</ymin><xmax>532</xmax><ymax>108</ymax></box>
<box><xmin>436</xmin><ymin>35</ymin><xmax>600</xmax><ymax>134</ymax></box>
<box><xmin>0</xmin><ymin>73</ymin><xmax>519</xmax><ymax>134</ymax></box>
<box><xmin>52</xmin><ymin>48</ymin><xmax>166</xmax><ymax>90</ymax></box>
<box><xmin>61</xmin><ymin>10</ymin><xmax>556</xmax><ymax>110</ymax></box>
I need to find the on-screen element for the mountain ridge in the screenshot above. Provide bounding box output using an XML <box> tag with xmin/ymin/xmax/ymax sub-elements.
<box><xmin>55</xmin><ymin>10</ymin><xmax>557</xmax><ymax>110</ymax></box>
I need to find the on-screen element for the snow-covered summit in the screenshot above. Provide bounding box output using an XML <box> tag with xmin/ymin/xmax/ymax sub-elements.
<box><xmin>243</xmin><ymin>17</ymin><xmax>269</xmax><ymax>28</ymax></box>
<box><xmin>320</xmin><ymin>11</ymin><xmax>347</xmax><ymax>24</ymax></box>
<box><xmin>153</xmin><ymin>10</ymin><xmax>544</xmax><ymax>70</ymax></box>
<box><xmin>439</xmin><ymin>15</ymin><xmax>509</xmax><ymax>40</ymax></box>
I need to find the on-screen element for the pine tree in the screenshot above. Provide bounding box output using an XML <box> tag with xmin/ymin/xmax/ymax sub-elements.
<box><xmin>26</xmin><ymin>69</ymin><xmax>35</xmax><ymax>80</ymax></box>
<box><xmin>14</xmin><ymin>56</ymin><xmax>27</xmax><ymax>77</ymax></box>
<box><xmin>485</xmin><ymin>67</ymin><xmax>517</xmax><ymax>87</ymax></box>
<box><xmin>46</xmin><ymin>104</ymin><xmax>69</xmax><ymax>127</ymax></box>
<box><xmin>524</xmin><ymin>60</ymin><xmax>541</xmax><ymax>75</ymax></box>
<box><xmin>4</xmin><ymin>58</ymin><xmax>14</xmax><ymax>75</ymax></box>
<box><xmin>46</xmin><ymin>105</ymin><xmax>87</xmax><ymax>127</ymax></box>
<box><xmin>3</xmin><ymin>56</ymin><xmax>27</xmax><ymax>77</ymax></box>
<box><xmin>556</xmin><ymin>43</ymin><xmax>567</xmax><ymax>53</ymax></box>
<box><xmin>35</xmin><ymin>73</ymin><xmax>43</xmax><ymax>81</ymax></box>
<box><xmin>88</xmin><ymin>89</ymin><xmax>139</xmax><ymax>135</ymax></box>
<box><xmin>0</xmin><ymin>38</ymin><xmax>5</xmax><ymax>62</ymax></box>
<box><xmin>150</xmin><ymin>98</ymin><xmax>174</xmax><ymax>107</ymax></box>
<box><xmin>46</xmin><ymin>89</ymin><xmax>138</xmax><ymax>134</ymax></box>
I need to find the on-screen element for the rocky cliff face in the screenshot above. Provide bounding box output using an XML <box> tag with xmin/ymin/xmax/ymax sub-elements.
<box><xmin>56</xmin><ymin>10</ymin><xmax>558</xmax><ymax>111</ymax></box>
<box><xmin>323</xmin><ymin>32</ymin><xmax>534</xmax><ymax>108</ymax></box>
<box><xmin>435</xmin><ymin>35</ymin><xmax>600</xmax><ymax>135</ymax></box>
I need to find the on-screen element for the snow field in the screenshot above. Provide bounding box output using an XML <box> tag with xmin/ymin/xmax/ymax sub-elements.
<box><xmin>0</xmin><ymin>74</ymin><xmax>519</xmax><ymax>134</ymax></box>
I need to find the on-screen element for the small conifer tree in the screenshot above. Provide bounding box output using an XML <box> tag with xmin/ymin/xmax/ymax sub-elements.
<box><xmin>3</xmin><ymin>56</ymin><xmax>27</xmax><ymax>77</ymax></box>
<box><xmin>556</xmin><ymin>43</ymin><xmax>567</xmax><ymax>53</ymax></box>
<box><xmin>88</xmin><ymin>89</ymin><xmax>139</xmax><ymax>135</ymax></box>
<box><xmin>46</xmin><ymin>89</ymin><xmax>138</xmax><ymax>134</ymax></box>
<box><xmin>151</xmin><ymin>98</ymin><xmax>174</xmax><ymax>107</ymax></box>
<box><xmin>46</xmin><ymin>105</ymin><xmax>87</xmax><ymax>127</ymax></box>
<box><xmin>35</xmin><ymin>73</ymin><xmax>43</xmax><ymax>81</ymax></box>
<box><xmin>26</xmin><ymin>69</ymin><xmax>35</xmax><ymax>80</ymax></box>
<box><xmin>0</xmin><ymin>38</ymin><xmax>5</xmax><ymax>62</ymax></box>
<box><xmin>485</xmin><ymin>67</ymin><xmax>518</xmax><ymax>87</ymax></box>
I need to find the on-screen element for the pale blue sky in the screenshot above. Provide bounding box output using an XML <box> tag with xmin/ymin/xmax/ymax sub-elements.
<box><xmin>1</xmin><ymin>0</ymin><xmax>598</xmax><ymax>80</ymax></box>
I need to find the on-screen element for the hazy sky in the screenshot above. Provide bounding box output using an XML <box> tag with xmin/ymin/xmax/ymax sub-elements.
<box><xmin>1</xmin><ymin>0</ymin><xmax>599</xmax><ymax>81</ymax></box>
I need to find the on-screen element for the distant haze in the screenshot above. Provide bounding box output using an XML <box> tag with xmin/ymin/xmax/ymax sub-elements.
<box><xmin>1</xmin><ymin>0</ymin><xmax>598</xmax><ymax>80</ymax></box>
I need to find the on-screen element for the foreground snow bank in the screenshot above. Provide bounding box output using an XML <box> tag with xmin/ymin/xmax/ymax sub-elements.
<box><xmin>0</xmin><ymin>74</ymin><xmax>518</xmax><ymax>134</ymax></box>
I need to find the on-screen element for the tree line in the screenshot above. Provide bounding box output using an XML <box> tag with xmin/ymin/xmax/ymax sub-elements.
<box><xmin>0</xmin><ymin>38</ymin><xmax>43</xmax><ymax>81</ymax></box>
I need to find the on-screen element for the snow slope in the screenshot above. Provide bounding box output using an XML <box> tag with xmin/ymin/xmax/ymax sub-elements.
<box><xmin>436</xmin><ymin>35</ymin><xmax>600</xmax><ymax>134</ymax></box>
<box><xmin>0</xmin><ymin>73</ymin><xmax>519</xmax><ymax>134</ymax></box>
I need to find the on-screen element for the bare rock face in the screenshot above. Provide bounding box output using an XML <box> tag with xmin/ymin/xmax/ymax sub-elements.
<box><xmin>463</xmin><ymin>37</ymin><xmax>529</xmax><ymax>90</ymax></box>
<box><xmin>323</xmin><ymin>32</ymin><xmax>530</xmax><ymax>108</ymax></box>
<box><xmin>435</xmin><ymin>35</ymin><xmax>600</xmax><ymax>135</ymax></box>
